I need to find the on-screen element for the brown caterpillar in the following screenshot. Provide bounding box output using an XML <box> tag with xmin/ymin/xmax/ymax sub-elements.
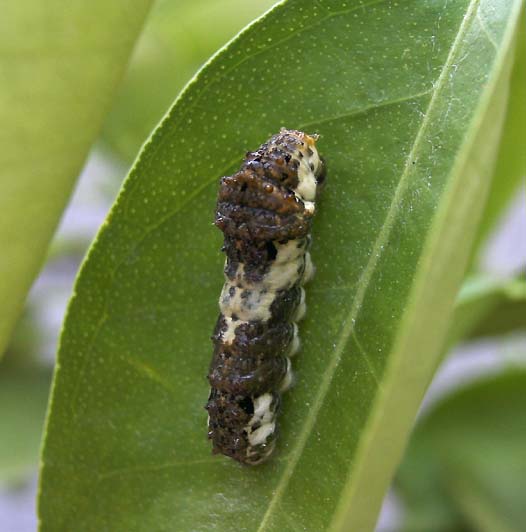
<box><xmin>205</xmin><ymin>129</ymin><xmax>325</xmax><ymax>465</ymax></box>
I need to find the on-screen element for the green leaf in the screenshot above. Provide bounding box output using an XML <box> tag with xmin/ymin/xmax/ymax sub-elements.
<box><xmin>39</xmin><ymin>1</ymin><xmax>524</xmax><ymax>530</ymax></box>
<box><xmin>471</xmin><ymin>15</ymin><xmax>526</xmax><ymax>263</ymax></box>
<box><xmin>0</xmin><ymin>1</ymin><xmax>153</xmax><ymax>358</ymax></box>
<box><xmin>101</xmin><ymin>0</ymin><xmax>277</xmax><ymax>162</ymax></box>
<box><xmin>0</xmin><ymin>368</ymin><xmax>51</xmax><ymax>484</ymax></box>
<box><xmin>450</xmin><ymin>275</ymin><xmax>526</xmax><ymax>344</ymax></box>
<box><xmin>396</xmin><ymin>370</ymin><xmax>526</xmax><ymax>532</ymax></box>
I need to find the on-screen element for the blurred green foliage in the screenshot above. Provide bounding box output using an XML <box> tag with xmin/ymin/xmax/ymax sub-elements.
<box><xmin>396</xmin><ymin>369</ymin><xmax>526</xmax><ymax>532</ymax></box>
<box><xmin>471</xmin><ymin>21</ymin><xmax>526</xmax><ymax>265</ymax></box>
<box><xmin>0</xmin><ymin>367</ymin><xmax>51</xmax><ymax>485</ymax></box>
<box><xmin>0</xmin><ymin>0</ymin><xmax>153</xmax><ymax>359</ymax></box>
<box><xmin>449</xmin><ymin>276</ymin><xmax>526</xmax><ymax>346</ymax></box>
<box><xmin>101</xmin><ymin>0</ymin><xmax>276</xmax><ymax>162</ymax></box>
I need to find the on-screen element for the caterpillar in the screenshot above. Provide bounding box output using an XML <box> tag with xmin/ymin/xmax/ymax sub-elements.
<box><xmin>205</xmin><ymin>128</ymin><xmax>325</xmax><ymax>465</ymax></box>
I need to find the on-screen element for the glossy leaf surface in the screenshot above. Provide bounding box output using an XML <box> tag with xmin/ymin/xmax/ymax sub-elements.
<box><xmin>39</xmin><ymin>1</ymin><xmax>523</xmax><ymax>530</ymax></box>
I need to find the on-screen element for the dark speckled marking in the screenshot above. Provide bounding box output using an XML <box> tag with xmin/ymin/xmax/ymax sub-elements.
<box><xmin>205</xmin><ymin>129</ymin><xmax>325</xmax><ymax>465</ymax></box>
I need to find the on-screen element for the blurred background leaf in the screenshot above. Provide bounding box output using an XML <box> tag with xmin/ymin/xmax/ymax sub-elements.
<box><xmin>395</xmin><ymin>369</ymin><xmax>526</xmax><ymax>532</ymax></box>
<box><xmin>0</xmin><ymin>367</ymin><xmax>51</xmax><ymax>485</ymax></box>
<box><xmin>0</xmin><ymin>0</ymin><xmax>153</xmax><ymax>359</ymax></box>
<box><xmin>449</xmin><ymin>275</ymin><xmax>526</xmax><ymax>345</ymax></box>
<box><xmin>470</xmin><ymin>17</ymin><xmax>526</xmax><ymax>267</ymax></box>
<box><xmin>100</xmin><ymin>0</ymin><xmax>277</xmax><ymax>163</ymax></box>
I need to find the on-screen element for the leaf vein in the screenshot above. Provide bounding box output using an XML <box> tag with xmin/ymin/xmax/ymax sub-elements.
<box><xmin>298</xmin><ymin>89</ymin><xmax>433</xmax><ymax>129</ymax></box>
<box><xmin>122</xmin><ymin>355</ymin><xmax>178</xmax><ymax>396</ymax></box>
<box><xmin>476</xmin><ymin>10</ymin><xmax>498</xmax><ymax>50</ymax></box>
<box><xmin>256</xmin><ymin>1</ymin><xmax>481</xmax><ymax>528</ymax></box>
<box><xmin>351</xmin><ymin>331</ymin><xmax>380</xmax><ymax>386</ymax></box>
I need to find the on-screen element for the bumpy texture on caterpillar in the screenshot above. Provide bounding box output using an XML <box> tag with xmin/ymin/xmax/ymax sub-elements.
<box><xmin>206</xmin><ymin>129</ymin><xmax>325</xmax><ymax>465</ymax></box>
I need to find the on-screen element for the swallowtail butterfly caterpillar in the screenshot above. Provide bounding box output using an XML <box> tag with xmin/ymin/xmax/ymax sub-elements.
<box><xmin>206</xmin><ymin>128</ymin><xmax>326</xmax><ymax>465</ymax></box>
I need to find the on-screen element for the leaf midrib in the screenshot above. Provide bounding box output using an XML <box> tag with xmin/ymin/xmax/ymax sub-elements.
<box><xmin>257</xmin><ymin>1</ymin><xmax>481</xmax><ymax>529</ymax></box>
<box><xmin>65</xmin><ymin>95</ymin><xmax>438</xmax><ymax>419</ymax></box>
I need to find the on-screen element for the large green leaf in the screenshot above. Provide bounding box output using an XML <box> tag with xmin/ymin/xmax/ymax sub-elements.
<box><xmin>39</xmin><ymin>1</ymin><xmax>523</xmax><ymax>530</ymax></box>
<box><xmin>0</xmin><ymin>1</ymin><xmax>153</xmax><ymax>358</ymax></box>
<box><xmin>396</xmin><ymin>370</ymin><xmax>526</xmax><ymax>532</ymax></box>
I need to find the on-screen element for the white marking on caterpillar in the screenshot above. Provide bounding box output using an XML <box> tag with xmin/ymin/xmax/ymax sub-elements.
<box><xmin>302</xmin><ymin>252</ymin><xmax>315</xmax><ymax>284</ymax></box>
<box><xmin>279</xmin><ymin>358</ymin><xmax>293</xmax><ymax>392</ymax></box>
<box><xmin>245</xmin><ymin>393</ymin><xmax>277</xmax><ymax>447</ymax></box>
<box><xmin>288</xmin><ymin>323</ymin><xmax>301</xmax><ymax>357</ymax></box>
<box><xmin>207</xmin><ymin>129</ymin><xmax>325</xmax><ymax>465</ymax></box>
<box><xmin>293</xmin><ymin>287</ymin><xmax>307</xmax><ymax>322</ymax></box>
